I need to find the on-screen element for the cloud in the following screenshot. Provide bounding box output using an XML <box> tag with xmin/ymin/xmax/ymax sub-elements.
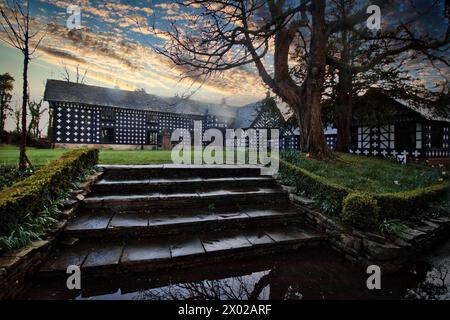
<box><xmin>39</xmin><ymin>46</ymin><xmax>86</xmax><ymax>63</ymax></box>
<box><xmin>1</xmin><ymin>0</ymin><xmax>267</xmax><ymax>106</ymax></box>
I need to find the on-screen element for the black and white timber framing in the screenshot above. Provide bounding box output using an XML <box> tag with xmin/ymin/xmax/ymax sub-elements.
<box><xmin>349</xmin><ymin>89</ymin><xmax>450</xmax><ymax>159</ymax></box>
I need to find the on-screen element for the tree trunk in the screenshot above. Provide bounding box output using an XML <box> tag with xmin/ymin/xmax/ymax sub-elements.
<box><xmin>335</xmin><ymin>24</ymin><xmax>353</xmax><ymax>152</ymax></box>
<box><xmin>335</xmin><ymin>69</ymin><xmax>353</xmax><ymax>152</ymax></box>
<box><xmin>265</xmin><ymin>0</ymin><xmax>330</xmax><ymax>157</ymax></box>
<box><xmin>19</xmin><ymin>53</ymin><xmax>29</xmax><ymax>170</ymax></box>
<box><xmin>299</xmin><ymin>0</ymin><xmax>330</xmax><ymax>157</ymax></box>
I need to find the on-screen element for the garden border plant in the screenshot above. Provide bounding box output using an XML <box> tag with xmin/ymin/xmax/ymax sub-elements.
<box><xmin>278</xmin><ymin>155</ymin><xmax>449</xmax><ymax>231</ymax></box>
<box><xmin>0</xmin><ymin>148</ymin><xmax>99</xmax><ymax>251</ymax></box>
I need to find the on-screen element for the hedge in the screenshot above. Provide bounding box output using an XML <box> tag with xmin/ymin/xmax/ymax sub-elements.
<box><xmin>279</xmin><ymin>158</ymin><xmax>449</xmax><ymax>229</ymax></box>
<box><xmin>279</xmin><ymin>159</ymin><xmax>350</xmax><ymax>214</ymax></box>
<box><xmin>342</xmin><ymin>193</ymin><xmax>380</xmax><ymax>230</ymax></box>
<box><xmin>373</xmin><ymin>182</ymin><xmax>449</xmax><ymax>220</ymax></box>
<box><xmin>0</xmin><ymin>148</ymin><xmax>99</xmax><ymax>236</ymax></box>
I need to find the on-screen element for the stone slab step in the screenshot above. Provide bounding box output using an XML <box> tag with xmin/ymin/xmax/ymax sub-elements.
<box><xmin>98</xmin><ymin>164</ymin><xmax>263</xmax><ymax>180</ymax></box>
<box><xmin>64</xmin><ymin>206</ymin><xmax>303</xmax><ymax>239</ymax></box>
<box><xmin>39</xmin><ymin>225</ymin><xmax>325</xmax><ymax>276</ymax></box>
<box><xmin>82</xmin><ymin>188</ymin><xmax>289</xmax><ymax>211</ymax></box>
<box><xmin>91</xmin><ymin>176</ymin><xmax>276</xmax><ymax>195</ymax></box>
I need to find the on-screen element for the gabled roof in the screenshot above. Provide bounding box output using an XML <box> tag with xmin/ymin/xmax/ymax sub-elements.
<box><xmin>392</xmin><ymin>97</ymin><xmax>450</xmax><ymax>123</ymax></box>
<box><xmin>44</xmin><ymin>80</ymin><xmax>237</xmax><ymax>118</ymax></box>
<box><xmin>355</xmin><ymin>88</ymin><xmax>450</xmax><ymax>123</ymax></box>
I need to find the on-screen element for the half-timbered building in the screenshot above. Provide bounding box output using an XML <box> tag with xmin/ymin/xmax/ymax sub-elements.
<box><xmin>44</xmin><ymin>80</ymin><xmax>288</xmax><ymax>150</ymax></box>
<box><xmin>349</xmin><ymin>89</ymin><xmax>450</xmax><ymax>161</ymax></box>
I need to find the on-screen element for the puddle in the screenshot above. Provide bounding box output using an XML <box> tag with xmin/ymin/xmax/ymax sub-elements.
<box><xmin>403</xmin><ymin>240</ymin><xmax>450</xmax><ymax>300</ymax></box>
<box><xmin>25</xmin><ymin>244</ymin><xmax>450</xmax><ymax>300</ymax></box>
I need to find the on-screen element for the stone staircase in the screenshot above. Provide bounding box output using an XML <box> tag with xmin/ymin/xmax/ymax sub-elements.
<box><xmin>39</xmin><ymin>165</ymin><xmax>325</xmax><ymax>277</ymax></box>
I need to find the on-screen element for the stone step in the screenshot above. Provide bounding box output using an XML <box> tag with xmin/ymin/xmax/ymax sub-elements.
<box><xmin>99</xmin><ymin>164</ymin><xmax>263</xmax><ymax>181</ymax></box>
<box><xmin>64</xmin><ymin>206</ymin><xmax>303</xmax><ymax>239</ymax></box>
<box><xmin>91</xmin><ymin>176</ymin><xmax>276</xmax><ymax>196</ymax></box>
<box><xmin>81</xmin><ymin>187</ymin><xmax>289</xmax><ymax>211</ymax></box>
<box><xmin>39</xmin><ymin>225</ymin><xmax>325</xmax><ymax>276</ymax></box>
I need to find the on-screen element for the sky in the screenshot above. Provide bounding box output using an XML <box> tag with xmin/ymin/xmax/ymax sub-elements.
<box><xmin>0</xmin><ymin>0</ymin><xmax>448</xmax><ymax>134</ymax></box>
<box><xmin>0</xmin><ymin>0</ymin><xmax>268</xmax><ymax>133</ymax></box>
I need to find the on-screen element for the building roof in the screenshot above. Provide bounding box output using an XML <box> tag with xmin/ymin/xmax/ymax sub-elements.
<box><xmin>44</xmin><ymin>80</ymin><xmax>238</xmax><ymax>119</ymax></box>
<box><xmin>355</xmin><ymin>88</ymin><xmax>450</xmax><ymax>124</ymax></box>
<box><xmin>392</xmin><ymin>97</ymin><xmax>450</xmax><ymax>123</ymax></box>
<box><xmin>230</xmin><ymin>101</ymin><xmax>261</xmax><ymax>129</ymax></box>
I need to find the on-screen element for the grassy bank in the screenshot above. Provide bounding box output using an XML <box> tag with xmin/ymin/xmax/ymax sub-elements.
<box><xmin>281</xmin><ymin>151</ymin><xmax>444</xmax><ymax>193</ymax></box>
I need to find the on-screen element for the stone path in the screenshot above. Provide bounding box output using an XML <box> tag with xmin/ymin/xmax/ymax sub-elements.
<box><xmin>39</xmin><ymin>165</ymin><xmax>325</xmax><ymax>277</ymax></box>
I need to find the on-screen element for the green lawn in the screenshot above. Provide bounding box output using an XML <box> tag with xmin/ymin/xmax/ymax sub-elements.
<box><xmin>1</xmin><ymin>145</ymin><xmax>445</xmax><ymax>194</ymax></box>
<box><xmin>0</xmin><ymin>145</ymin><xmax>257</xmax><ymax>166</ymax></box>
<box><xmin>100</xmin><ymin>149</ymin><xmax>172</xmax><ymax>165</ymax></box>
<box><xmin>0</xmin><ymin>145</ymin><xmax>173</xmax><ymax>166</ymax></box>
<box><xmin>281</xmin><ymin>151</ymin><xmax>445</xmax><ymax>193</ymax></box>
<box><xmin>0</xmin><ymin>145</ymin><xmax>68</xmax><ymax>166</ymax></box>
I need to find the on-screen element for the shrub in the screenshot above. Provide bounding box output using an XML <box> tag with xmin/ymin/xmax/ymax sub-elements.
<box><xmin>279</xmin><ymin>154</ymin><xmax>449</xmax><ymax>230</ymax></box>
<box><xmin>373</xmin><ymin>182</ymin><xmax>449</xmax><ymax>221</ymax></box>
<box><xmin>342</xmin><ymin>193</ymin><xmax>380</xmax><ymax>229</ymax></box>
<box><xmin>0</xmin><ymin>148</ymin><xmax>98</xmax><ymax>237</ymax></box>
<box><xmin>279</xmin><ymin>158</ymin><xmax>350</xmax><ymax>214</ymax></box>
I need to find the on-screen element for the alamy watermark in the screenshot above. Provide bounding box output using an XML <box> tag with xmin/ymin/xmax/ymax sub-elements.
<box><xmin>66</xmin><ymin>5</ymin><xmax>81</xmax><ymax>30</ymax></box>
<box><xmin>170</xmin><ymin>121</ymin><xmax>279</xmax><ymax>175</ymax></box>
<box><xmin>367</xmin><ymin>5</ymin><xmax>381</xmax><ymax>30</ymax></box>
<box><xmin>65</xmin><ymin>4</ymin><xmax>380</xmax><ymax>31</ymax></box>
<box><xmin>366</xmin><ymin>265</ymin><xmax>382</xmax><ymax>290</ymax></box>
<box><xmin>66</xmin><ymin>265</ymin><xmax>81</xmax><ymax>290</ymax></box>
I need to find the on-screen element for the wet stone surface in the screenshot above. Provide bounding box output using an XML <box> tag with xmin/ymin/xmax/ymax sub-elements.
<box><xmin>66</xmin><ymin>213</ymin><xmax>112</xmax><ymax>231</ymax></box>
<box><xmin>202</xmin><ymin>234</ymin><xmax>252</xmax><ymax>253</ymax></box>
<box><xmin>244</xmin><ymin>232</ymin><xmax>275</xmax><ymax>246</ymax></box>
<box><xmin>109</xmin><ymin>213</ymin><xmax>149</xmax><ymax>228</ymax></box>
<box><xmin>40</xmin><ymin>245</ymin><xmax>91</xmax><ymax>272</ymax></box>
<box><xmin>170</xmin><ymin>238</ymin><xmax>205</xmax><ymax>258</ymax></box>
<box><xmin>83</xmin><ymin>245</ymin><xmax>123</xmax><ymax>269</ymax></box>
<box><xmin>26</xmin><ymin>245</ymin><xmax>450</xmax><ymax>300</ymax></box>
<box><xmin>121</xmin><ymin>241</ymin><xmax>172</xmax><ymax>264</ymax></box>
<box><xmin>265</xmin><ymin>227</ymin><xmax>310</xmax><ymax>242</ymax></box>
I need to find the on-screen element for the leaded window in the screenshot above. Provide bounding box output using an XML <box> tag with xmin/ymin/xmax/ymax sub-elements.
<box><xmin>100</xmin><ymin>109</ymin><xmax>116</xmax><ymax>122</ymax></box>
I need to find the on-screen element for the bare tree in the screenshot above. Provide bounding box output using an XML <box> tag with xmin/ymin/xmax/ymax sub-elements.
<box><xmin>60</xmin><ymin>63</ymin><xmax>88</xmax><ymax>84</ymax></box>
<box><xmin>27</xmin><ymin>99</ymin><xmax>45</xmax><ymax>139</ymax></box>
<box><xmin>326</xmin><ymin>0</ymin><xmax>450</xmax><ymax>151</ymax></box>
<box><xmin>0</xmin><ymin>0</ymin><xmax>46</xmax><ymax>169</ymax></box>
<box><xmin>156</xmin><ymin>0</ymin><xmax>391</xmax><ymax>157</ymax></box>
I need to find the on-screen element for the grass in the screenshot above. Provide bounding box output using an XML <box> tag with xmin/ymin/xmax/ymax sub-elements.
<box><xmin>100</xmin><ymin>149</ymin><xmax>172</xmax><ymax>165</ymax></box>
<box><xmin>0</xmin><ymin>145</ymin><xmax>445</xmax><ymax>194</ymax></box>
<box><xmin>0</xmin><ymin>145</ymin><xmax>258</xmax><ymax>166</ymax></box>
<box><xmin>281</xmin><ymin>151</ymin><xmax>445</xmax><ymax>193</ymax></box>
<box><xmin>0</xmin><ymin>145</ymin><xmax>174</xmax><ymax>166</ymax></box>
<box><xmin>0</xmin><ymin>144</ymin><xmax>68</xmax><ymax>167</ymax></box>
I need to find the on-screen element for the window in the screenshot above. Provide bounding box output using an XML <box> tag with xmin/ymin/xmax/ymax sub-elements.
<box><xmin>430</xmin><ymin>124</ymin><xmax>443</xmax><ymax>149</ymax></box>
<box><xmin>146</xmin><ymin>114</ymin><xmax>159</xmax><ymax>125</ymax></box>
<box><xmin>395</xmin><ymin>122</ymin><xmax>415</xmax><ymax>151</ymax></box>
<box><xmin>146</xmin><ymin>130</ymin><xmax>159</xmax><ymax>145</ymax></box>
<box><xmin>100</xmin><ymin>109</ymin><xmax>116</xmax><ymax>122</ymax></box>
<box><xmin>101</xmin><ymin>128</ymin><xmax>114</xmax><ymax>144</ymax></box>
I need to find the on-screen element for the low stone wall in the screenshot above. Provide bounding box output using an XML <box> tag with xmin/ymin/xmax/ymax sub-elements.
<box><xmin>281</xmin><ymin>185</ymin><xmax>450</xmax><ymax>273</ymax></box>
<box><xmin>0</xmin><ymin>172</ymin><xmax>102</xmax><ymax>299</ymax></box>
